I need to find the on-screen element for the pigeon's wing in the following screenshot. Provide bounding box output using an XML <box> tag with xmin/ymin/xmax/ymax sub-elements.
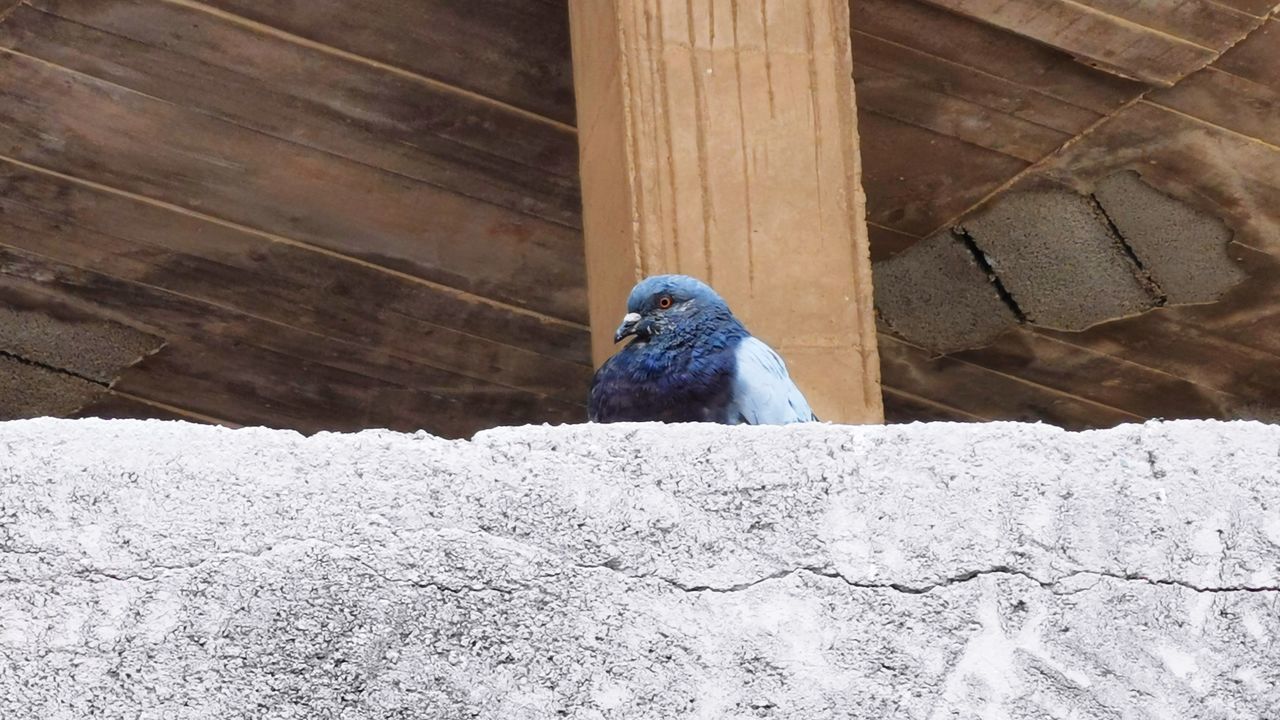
<box><xmin>727</xmin><ymin>336</ymin><xmax>817</xmax><ymax>425</ymax></box>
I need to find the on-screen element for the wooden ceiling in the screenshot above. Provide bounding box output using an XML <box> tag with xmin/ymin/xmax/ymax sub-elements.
<box><xmin>1</xmin><ymin>0</ymin><xmax>1278</xmax><ymax>435</ymax></box>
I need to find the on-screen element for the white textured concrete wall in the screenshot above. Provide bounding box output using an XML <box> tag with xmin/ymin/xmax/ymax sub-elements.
<box><xmin>1</xmin><ymin>418</ymin><xmax>1278</xmax><ymax>719</ymax></box>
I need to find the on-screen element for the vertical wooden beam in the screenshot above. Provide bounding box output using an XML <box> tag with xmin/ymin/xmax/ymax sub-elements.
<box><xmin>568</xmin><ymin>0</ymin><xmax>883</xmax><ymax>423</ymax></box>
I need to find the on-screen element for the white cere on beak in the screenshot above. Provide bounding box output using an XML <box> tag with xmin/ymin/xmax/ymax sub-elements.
<box><xmin>623</xmin><ymin>312</ymin><xmax>641</xmax><ymax>324</ymax></box>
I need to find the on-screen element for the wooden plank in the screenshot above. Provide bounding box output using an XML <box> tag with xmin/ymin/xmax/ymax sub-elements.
<box><xmin>1151</xmin><ymin>68</ymin><xmax>1280</xmax><ymax>148</ymax></box>
<box><xmin>568</xmin><ymin>0</ymin><xmax>882</xmax><ymax>424</ymax></box>
<box><xmin>849</xmin><ymin>0</ymin><xmax>1144</xmax><ymax>115</ymax></box>
<box><xmin>852</xmin><ymin>31</ymin><xmax>1102</xmax><ymax>136</ymax></box>
<box><xmin>197</xmin><ymin>0</ymin><xmax>576</xmax><ymax>125</ymax></box>
<box><xmin>0</xmin><ymin>49</ymin><xmax>588</xmax><ymax>323</ymax></box>
<box><xmin>1215</xmin><ymin>18</ymin><xmax>1280</xmax><ymax>90</ymax></box>
<box><xmin>853</xmin><ymin>63</ymin><xmax>1070</xmax><ymax>163</ymax></box>
<box><xmin>0</xmin><ymin>162</ymin><xmax>589</xmax><ymax>367</ymax></box>
<box><xmin>73</xmin><ymin>390</ymin><xmax>231</xmax><ymax>426</ymax></box>
<box><xmin>0</xmin><ymin>163</ymin><xmax>588</xmax><ymax>397</ymax></box>
<box><xmin>867</xmin><ymin>223</ymin><xmax>919</xmax><ymax>262</ymax></box>
<box><xmin>1073</xmin><ymin>0</ymin><xmax>1260</xmax><ymax>52</ymax></box>
<box><xmin>1</xmin><ymin>1</ymin><xmax>581</xmax><ymax>228</ymax></box>
<box><xmin>858</xmin><ymin>110</ymin><xmax>1028</xmax><ymax>236</ymax></box>
<box><xmin>0</xmin><ymin>247</ymin><xmax>587</xmax><ymax>437</ymax></box>
<box><xmin>111</xmin><ymin>336</ymin><xmax>570</xmax><ymax>438</ymax></box>
<box><xmin>952</xmin><ymin>328</ymin><xmax>1243</xmax><ymax>420</ymax></box>
<box><xmin>878</xmin><ymin>334</ymin><xmax>1142</xmax><ymax>429</ymax></box>
<box><xmin>1036</xmin><ymin>312</ymin><xmax>1280</xmax><ymax>401</ymax></box>
<box><xmin>882</xmin><ymin>386</ymin><xmax>982</xmax><ymax>424</ymax></box>
<box><xmin>918</xmin><ymin>0</ymin><xmax>1217</xmax><ymax>85</ymax></box>
<box><xmin>1207</xmin><ymin>0</ymin><xmax>1279</xmax><ymax>16</ymax></box>
<box><xmin>1161</xmin><ymin>244</ymin><xmax>1280</xmax><ymax>359</ymax></box>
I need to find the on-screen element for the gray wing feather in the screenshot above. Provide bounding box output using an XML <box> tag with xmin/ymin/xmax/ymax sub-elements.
<box><xmin>727</xmin><ymin>336</ymin><xmax>816</xmax><ymax>424</ymax></box>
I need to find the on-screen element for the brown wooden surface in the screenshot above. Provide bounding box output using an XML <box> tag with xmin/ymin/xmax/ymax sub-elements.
<box><xmin>916</xmin><ymin>0</ymin><xmax>1256</xmax><ymax>86</ymax></box>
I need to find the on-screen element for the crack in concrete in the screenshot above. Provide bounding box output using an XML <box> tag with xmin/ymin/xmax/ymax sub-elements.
<box><xmin>585</xmin><ymin>563</ymin><xmax>1280</xmax><ymax>597</ymax></box>
<box><xmin>9</xmin><ymin>534</ymin><xmax>1278</xmax><ymax>598</ymax></box>
<box><xmin>1090</xmin><ymin>193</ymin><xmax>1169</xmax><ymax>307</ymax></box>
<box><xmin>951</xmin><ymin>226</ymin><xmax>1028</xmax><ymax>323</ymax></box>
<box><xmin>0</xmin><ymin>348</ymin><xmax>109</xmax><ymax>388</ymax></box>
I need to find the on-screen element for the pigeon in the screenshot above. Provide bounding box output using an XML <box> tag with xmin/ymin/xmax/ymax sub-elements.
<box><xmin>588</xmin><ymin>274</ymin><xmax>817</xmax><ymax>424</ymax></box>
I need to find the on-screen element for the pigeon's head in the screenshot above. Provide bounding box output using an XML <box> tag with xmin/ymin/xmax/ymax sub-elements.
<box><xmin>614</xmin><ymin>274</ymin><xmax>733</xmax><ymax>343</ymax></box>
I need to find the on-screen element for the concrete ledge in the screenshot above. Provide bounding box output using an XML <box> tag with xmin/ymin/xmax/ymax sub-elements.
<box><xmin>1</xmin><ymin>418</ymin><xmax>1278</xmax><ymax>718</ymax></box>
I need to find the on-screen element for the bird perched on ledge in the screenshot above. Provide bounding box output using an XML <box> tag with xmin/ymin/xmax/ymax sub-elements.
<box><xmin>588</xmin><ymin>274</ymin><xmax>817</xmax><ymax>425</ymax></box>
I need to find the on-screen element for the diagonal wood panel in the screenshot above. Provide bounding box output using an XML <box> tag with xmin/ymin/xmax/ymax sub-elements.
<box><xmin>4</xmin><ymin>1</ymin><xmax>582</xmax><ymax>228</ymax></box>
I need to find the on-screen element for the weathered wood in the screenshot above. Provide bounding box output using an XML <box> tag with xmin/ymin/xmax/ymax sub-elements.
<box><xmin>112</xmin><ymin>336</ymin><xmax>575</xmax><ymax>438</ymax></box>
<box><xmin>952</xmin><ymin>329</ymin><xmax>1243</xmax><ymax>420</ymax></box>
<box><xmin>882</xmin><ymin>386</ymin><xmax>982</xmax><ymax>424</ymax></box>
<box><xmin>1208</xmin><ymin>0</ymin><xmax>1280</xmax><ymax>16</ymax></box>
<box><xmin>867</xmin><ymin>223</ymin><xmax>919</xmax><ymax>262</ymax></box>
<box><xmin>918</xmin><ymin>0</ymin><xmax>1221</xmax><ymax>86</ymax></box>
<box><xmin>852</xmin><ymin>32</ymin><xmax>1100</xmax><ymax>137</ymax></box>
<box><xmin>0</xmin><ymin>163</ymin><xmax>590</xmax><ymax>368</ymax></box>
<box><xmin>852</xmin><ymin>61</ymin><xmax>1072</xmax><ymax>163</ymax></box>
<box><xmin>1215</xmin><ymin>18</ymin><xmax>1280</xmax><ymax>89</ymax></box>
<box><xmin>197</xmin><ymin>0</ymin><xmax>576</xmax><ymax>125</ymax></box>
<box><xmin>2</xmin><ymin>1</ymin><xmax>582</xmax><ymax>228</ymax></box>
<box><xmin>0</xmin><ymin>49</ymin><xmax>587</xmax><ymax>323</ymax></box>
<box><xmin>1073</xmin><ymin>0</ymin><xmax>1261</xmax><ymax>52</ymax></box>
<box><xmin>849</xmin><ymin>0</ymin><xmax>1144</xmax><ymax>115</ymax></box>
<box><xmin>568</xmin><ymin>0</ymin><xmax>883</xmax><ymax>424</ymax></box>
<box><xmin>858</xmin><ymin>110</ymin><xmax>1028</xmax><ymax>236</ymax></box>
<box><xmin>1152</xmin><ymin>68</ymin><xmax>1280</xmax><ymax>152</ymax></box>
<box><xmin>0</xmin><ymin>247</ymin><xmax>587</xmax><ymax>436</ymax></box>
<box><xmin>0</xmin><ymin>211</ymin><xmax>590</xmax><ymax>403</ymax></box>
<box><xmin>878</xmin><ymin>335</ymin><xmax>1142</xmax><ymax>429</ymax></box>
<box><xmin>73</xmin><ymin>390</ymin><xmax>232</xmax><ymax>426</ymax></box>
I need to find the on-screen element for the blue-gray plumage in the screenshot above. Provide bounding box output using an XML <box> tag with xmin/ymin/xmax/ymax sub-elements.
<box><xmin>588</xmin><ymin>275</ymin><xmax>816</xmax><ymax>424</ymax></box>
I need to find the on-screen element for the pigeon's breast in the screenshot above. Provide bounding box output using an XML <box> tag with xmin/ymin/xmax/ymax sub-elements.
<box><xmin>588</xmin><ymin>339</ymin><xmax>739</xmax><ymax>423</ymax></box>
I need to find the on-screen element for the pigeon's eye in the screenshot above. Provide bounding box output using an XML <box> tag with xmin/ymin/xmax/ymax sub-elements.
<box><xmin>657</xmin><ymin>295</ymin><xmax>673</xmax><ymax>309</ymax></box>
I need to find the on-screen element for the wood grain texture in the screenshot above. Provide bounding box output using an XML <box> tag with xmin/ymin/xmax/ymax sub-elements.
<box><xmin>569</xmin><ymin>0</ymin><xmax>882</xmax><ymax>423</ymax></box>
<box><xmin>857</xmin><ymin>111</ymin><xmax>1028</xmax><ymax>236</ymax></box>
<box><xmin>1214</xmin><ymin>18</ymin><xmax>1280</xmax><ymax>88</ymax></box>
<box><xmin>0</xmin><ymin>49</ymin><xmax>588</xmax><ymax>323</ymax></box>
<box><xmin>952</xmin><ymin>328</ymin><xmax>1244</xmax><ymax>420</ymax></box>
<box><xmin>73</xmin><ymin>390</ymin><xmax>234</xmax><ymax>426</ymax></box>
<box><xmin>917</xmin><ymin>0</ymin><xmax>1230</xmax><ymax>86</ymax></box>
<box><xmin>3</xmin><ymin>0</ymin><xmax>582</xmax><ymax>228</ymax></box>
<box><xmin>878</xmin><ymin>334</ymin><xmax>1142</xmax><ymax>429</ymax></box>
<box><xmin>0</xmin><ymin>247</ymin><xmax>587</xmax><ymax>436</ymax></box>
<box><xmin>852</xmin><ymin>53</ymin><xmax>1073</xmax><ymax>163</ymax></box>
<box><xmin>196</xmin><ymin>0</ymin><xmax>577</xmax><ymax>125</ymax></box>
<box><xmin>0</xmin><ymin>173</ymin><xmax>592</xmax><ymax>403</ymax></box>
<box><xmin>851</xmin><ymin>30</ymin><xmax>1104</xmax><ymax>137</ymax></box>
<box><xmin>849</xmin><ymin>0</ymin><xmax>1145</xmax><ymax>114</ymax></box>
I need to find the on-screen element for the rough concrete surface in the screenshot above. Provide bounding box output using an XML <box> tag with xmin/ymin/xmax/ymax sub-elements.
<box><xmin>0</xmin><ymin>356</ymin><xmax>103</xmax><ymax>420</ymax></box>
<box><xmin>1093</xmin><ymin>172</ymin><xmax>1244</xmax><ymax>305</ymax></box>
<box><xmin>1</xmin><ymin>418</ymin><xmax>1278</xmax><ymax>719</ymax></box>
<box><xmin>0</xmin><ymin>306</ymin><xmax>164</xmax><ymax>385</ymax></box>
<box><xmin>873</xmin><ymin>232</ymin><xmax>1019</xmax><ymax>353</ymax></box>
<box><xmin>960</xmin><ymin>189</ymin><xmax>1155</xmax><ymax>331</ymax></box>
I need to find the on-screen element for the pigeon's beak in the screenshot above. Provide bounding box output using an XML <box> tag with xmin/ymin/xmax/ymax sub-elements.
<box><xmin>614</xmin><ymin>312</ymin><xmax>642</xmax><ymax>343</ymax></box>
